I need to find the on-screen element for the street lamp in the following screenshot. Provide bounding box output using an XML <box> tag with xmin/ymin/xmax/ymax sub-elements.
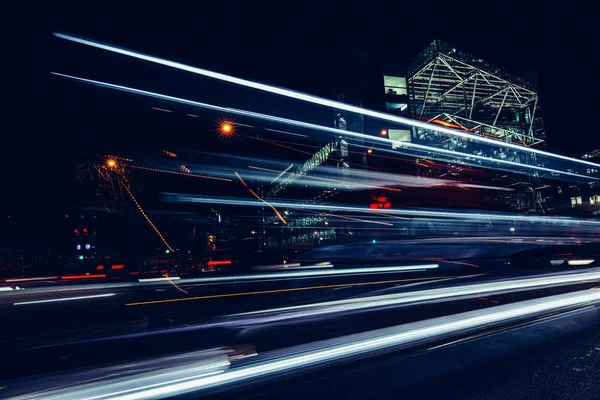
<box><xmin>380</xmin><ymin>129</ymin><xmax>387</xmax><ymax>136</ymax></box>
<box><xmin>106</xmin><ymin>159</ymin><xmax>117</xmax><ymax>168</ymax></box>
<box><xmin>220</xmin><ymin>122</ymin><xmax>233</xmax><ymax>136</ymax></box>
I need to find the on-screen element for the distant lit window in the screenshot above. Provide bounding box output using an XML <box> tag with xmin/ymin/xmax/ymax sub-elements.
<box><xmin>557</xmin><ymin>186</ymin><xmax>562</xmax><ymax>194</ymax></box>
<box><xmin>389</xmin><ymin>129</ymin><xmax>412</xmax><ymax>149</ymax></box>
<box><xmin>571</xmin><ymin>196</ymin><xmax>582</xmax><ymax>207</ymax></box>
<box><xmin>384</xmin><ymin>76</ymin><xmax>407</xmax><ymax>96</ymax></box>
<box><xmin>590</xmin><ymin>195</ymin><xmax>600</xmax><ymax>205</ymax></box>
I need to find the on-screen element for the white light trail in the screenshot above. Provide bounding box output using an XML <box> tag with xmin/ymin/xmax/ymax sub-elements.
<box><xmin>53</xmin><ymin>32</ymin><xmax>600</xmax><ymax>171</ymax></box>
<box><xmin>49</xmin><ymin>72</ymin><xmax>597</xmax><ymax>182</ymax></box>
<box><xmin>5</xmin><ymin>276</ymin><xmax>59</xmax><ymax>282</ymax></box>
<box><xmin>162</xmin><ymin>264</ymin><xmax>439</xmax><ymax>286</ymax></box>
<box><xmin>233</xmin><ymin>269</ymin><xmax>600</xmax><ymax>321</ymax></box>
<box><xmin>270</xmin><ymin>163</ymin><xmax>294</xmax><ymax>184</ymax></box>
<box><xmin>0</xmin><ymin>287</ymin><xmax>14</xmax><ymax>291</ymax></box>
<box><xmin>567</xmin><ymin>259</ymin><xmax>595</xmax><ymax>266</ymax></box>
<box><xmin>163</xmin><ymin>193</ymin><xmax>600</xmax><ymax>225</ymax></box>
<box><xmin>18</xmin><ymin>288</ymin><xmax>600</xmax><ymax>399</ymax></box>
<box><xmin>264</xmin><ymin>128</ymin><xmax>309</xmax><ymax>138</ymax></box>
<box><xmin>13</xmin><ymin>293</ymin><xmax>115</xmax><ymax>306</ymax></box>
<box><xmin>138</xmin><ymin>277</ymin><xmax>181</xmax><ymax>283</ymax></box>
<box><xmin>151</xmin><ymin>107</ymin><xmax>172</xmax><ymax>113</ymax></box>
<box><xmin>232</xmin><ymin>122</ymin><xmax>255</xmax><ymax>128</ymax></box>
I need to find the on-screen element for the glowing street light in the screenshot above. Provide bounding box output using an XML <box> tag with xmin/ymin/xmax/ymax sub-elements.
<box><xmin>367</xmin><ymin>148</ymin><xmax>373</xmax><ymax>154</ymax></box>
<box><xmin>220</xmin><ymin>122</ymin><xmax>233</xmax><ymax>136</ymax></box>
<box><xmin>106</xmin><ymin>159</ymin><xmax>117</xmax><ymax>168</ymax></box>
<box><xmin>380</xmin><ymin>129</ymin><xmax>387</xmax><ymax>136</ymax></box>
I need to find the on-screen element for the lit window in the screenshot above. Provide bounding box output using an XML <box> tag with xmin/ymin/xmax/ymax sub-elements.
<box><xmin>384</xmin><ymin>76</ymin><xmax>407</xmax><ymax>96</ymax></box>
<box><xmin>557</xmin><ymin>186</ymin><xmax>562</xmax><ymax>194</ymax></box>
<box><xmin>571</xmin><ymin>196</ymin><xmax>582</xmax><ymax>207</ymax></box>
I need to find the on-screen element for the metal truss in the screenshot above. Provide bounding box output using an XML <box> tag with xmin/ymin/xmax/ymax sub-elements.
<box><xmin>407</xmin><ymin>41</ymin><xmax>545</xmax><ymax>147</ymax></box>
<box><xmin>427</xmin><ymin>113</ymin><xmax>545</xmax><ymax>147</ymax></box>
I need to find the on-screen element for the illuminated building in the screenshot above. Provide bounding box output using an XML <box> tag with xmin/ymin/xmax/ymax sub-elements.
<box><xmin>383</xmin><ymin>39</ymin><xmax>551</xmax><ymax>212</ymax></box>
<box><xmin>406</xmin><ymin>40</ymin><xmax>545</xmax><ymax>146</ymax></box>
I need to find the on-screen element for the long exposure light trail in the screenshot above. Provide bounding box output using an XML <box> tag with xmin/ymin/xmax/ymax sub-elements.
<box><xmin>16</xmin><ymin>288</ymin><xmax>600</xmax><ymax>400</ymax></box>
<box><xmin>50</xmin><ymin>72</ymin><xmax>596</xmax><ymax>182</ymax></box>
<box><xmin>53</xmin><ymin>33</ymin><xmax>600</xmax><ymax>171</ymax></box>
<box><xmin>162</xmin><ymin>193</ymin><xmax>600</xmax><ymax>226</ymax></box>
<box><xmin>137</xmin><ymin>264</ymin><xmax>440</xmax><ymax>287</ymax></box>
<box><xmin>13</xmin><ymin>293</ymin><xmax>116</xmax><ymax>306</ymax></box>
<box><xmin>54</xmin><ymin>33</ymin><xmax>600</xmax><ymax>173</ymax></box>
<box><xmin>123</xmin><ymin>184</ymin><xmax>174</xmax><ymax>253</ymax></box>
<box><xmin>4</xmin><ymin>277</ymin><xmax>59</xmax><ymax>282</ymax></box>
<box><xmin>247</xmin><ymin>165</ymin><xmax>404</xmax><ymax>193</ymax></box>
<box><xmin>233</xmin><ymin>268</ymin><xmax>600</xmax><ymax>321</ymax></box>
<box><xmin>235</xmin><ymin>172</ymin><xmax>287</xmax><ymax>225</ymax></box>
<box><xmin>301</xmin><ymin>209</ymin><xmax>394</xmax><ymax>227</ymax></box>
<box><xmin>126</xmin><ymin>275</ymin><xmax>449</xmax><ymax>307</ymax></box>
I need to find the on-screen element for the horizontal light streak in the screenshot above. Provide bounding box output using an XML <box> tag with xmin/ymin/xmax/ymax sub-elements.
<box><xmin>49</xmin><ymin>72</ymin><xmax>596</xmax><ymax>182</ymax></box>
<box><xmin>207</xmin><ymin>260</ymin><xmax>232</xmax><ymax>266</ymax></box>
<box><xmin>126</xmin><ymin>276</ymin><xmax>451</xmax><ymax>306</ymax></box>
<box><xmin>14</xmin><ymin>293</ymin><xmax>115</xmax><ymax>306</ymax></box>
<box><xmin>61</xmin><ymin>274</ymin><xmax>106</xmax><ymax>280</ymax></box>
<box><xmin>53</xmin><ymin>32</ymin><xmax>600</xmax><ymax>171</ymax></box>
<box><xmin>138</xmin><ymin>277</ymin><xmax>181</xmax><ymax>282</ymax></box>
<box><xmin>235</xmin><ymin>269</ymin><xmax>600</xmax><ymax>321</ymax></box>
<box><xmin>567</xmin><ymin>259</ymin><xmax>595</xmax><ymax>266</ymax></box>
<box><xmin>152</xmin><ymin>107</ymin><xmax>172</xmax><ymax>113</ymax></box>
<box><xmin>45</xmin><ymin>288</ymin><xmax>600</xmax><ymax>398</ymax></box>
<box><xmin>264</xmin><ymin>128</ymin><xmax>309</xmax><ymax>137</ymax></box>
<box><xmin>195</xmin><ymin>264</ymin><xmax>438</xmax><ymax>281</ymax></box>
<box><xmin>5</xmin><ymin>276</ymin><xmax>58</xmax><ymax>282</ymax></box>
<box><xmin>0</xmin><ymin>287</ymin><xmax>15</xmax><ymax>291</ymax></box>
<box><xmin>163</xmin><ymin>193</ymin><xmax>600</xmax><ymax>226</ymax></box>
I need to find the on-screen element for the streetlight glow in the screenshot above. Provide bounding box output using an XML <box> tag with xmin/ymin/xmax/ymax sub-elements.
<box><xmin>106</xmin><ymin>159</ymin><xmax>117</xmax><ymax>168</ymax></box>
<box><xmin>220</xmin><ymin>122</ymin><xmax>233</xmax><ymax>134</ymax></box>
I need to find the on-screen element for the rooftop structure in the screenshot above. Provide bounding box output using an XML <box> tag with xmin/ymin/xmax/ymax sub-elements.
<box><xmin>406</xmin><ymin>39</ymin><xmax>545</xmax><ymax>147</ymax></box>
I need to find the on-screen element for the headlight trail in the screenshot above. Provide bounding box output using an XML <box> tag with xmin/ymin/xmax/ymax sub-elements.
<box><xmin>13</xmin><ymin>287</ymin><xmax>600</xmax><ymax>399</ymax></box>
<box><xmin>52</xmin><ymin>32</ymin><xmax>600</xmax><ymax>172</ymax></box>
<box><xmin>131</xmin><ymin>264</ymin><xmax>440</xmax><ymax>288</ymax></box>
<box><xmin>49</xmin><ymin>72</ymin><xmax>597</xmax><ymax>182</ymax></box>
<box><xmin>13</xmin><ymin>293</ymin><xmax>116</xmax><ymax>306</ymax></box>
<box><xmin>230</xmin><ymin>268</ymin><xmax>600</xmax><ymax>322</ymax></box>
<box><xmin>162</xmin><ymin>193</ymin><xmax>600</xmax><ymax>226</ymax></box>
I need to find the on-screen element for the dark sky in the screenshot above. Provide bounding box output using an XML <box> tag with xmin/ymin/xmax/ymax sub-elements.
<box><xmin>9</xmin><ymin>1</ymin><xmax>600</xmax><ymax>215</ymax></box>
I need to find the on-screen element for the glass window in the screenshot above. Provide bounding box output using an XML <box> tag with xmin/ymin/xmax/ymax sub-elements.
<box><xmin>384</xmin><ymin>76</ymin><xmax>407</xmax><ymax>95</ymax></box>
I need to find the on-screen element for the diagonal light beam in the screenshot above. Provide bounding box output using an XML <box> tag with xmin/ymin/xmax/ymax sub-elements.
<box><xmin>53</xmin><ymin>32</ymin><xmax>600</xmax><ymax>171</ymax></box>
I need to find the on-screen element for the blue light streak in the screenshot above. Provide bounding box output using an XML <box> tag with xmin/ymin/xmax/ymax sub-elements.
<box><xmin>49</xmin><ymin>73</ymin><xmax>598</xmax><ymax>182</ymax></box>
<box><xmin>53</xmin><ymin>32</ymin><xmax>600</xmax><ymax>170</ymax></box>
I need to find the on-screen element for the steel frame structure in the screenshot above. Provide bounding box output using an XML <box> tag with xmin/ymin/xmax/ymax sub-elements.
<box><xmin>407</xmin><ymin>40</ymin><xmax>545</xmax><ymax>147</ymax></box>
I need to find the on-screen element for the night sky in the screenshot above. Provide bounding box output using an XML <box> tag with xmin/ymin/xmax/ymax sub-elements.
<box><xmin>9</xmin><ymin>2</ymin><xmax>600</xmax><ymax>219</ymax></box>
